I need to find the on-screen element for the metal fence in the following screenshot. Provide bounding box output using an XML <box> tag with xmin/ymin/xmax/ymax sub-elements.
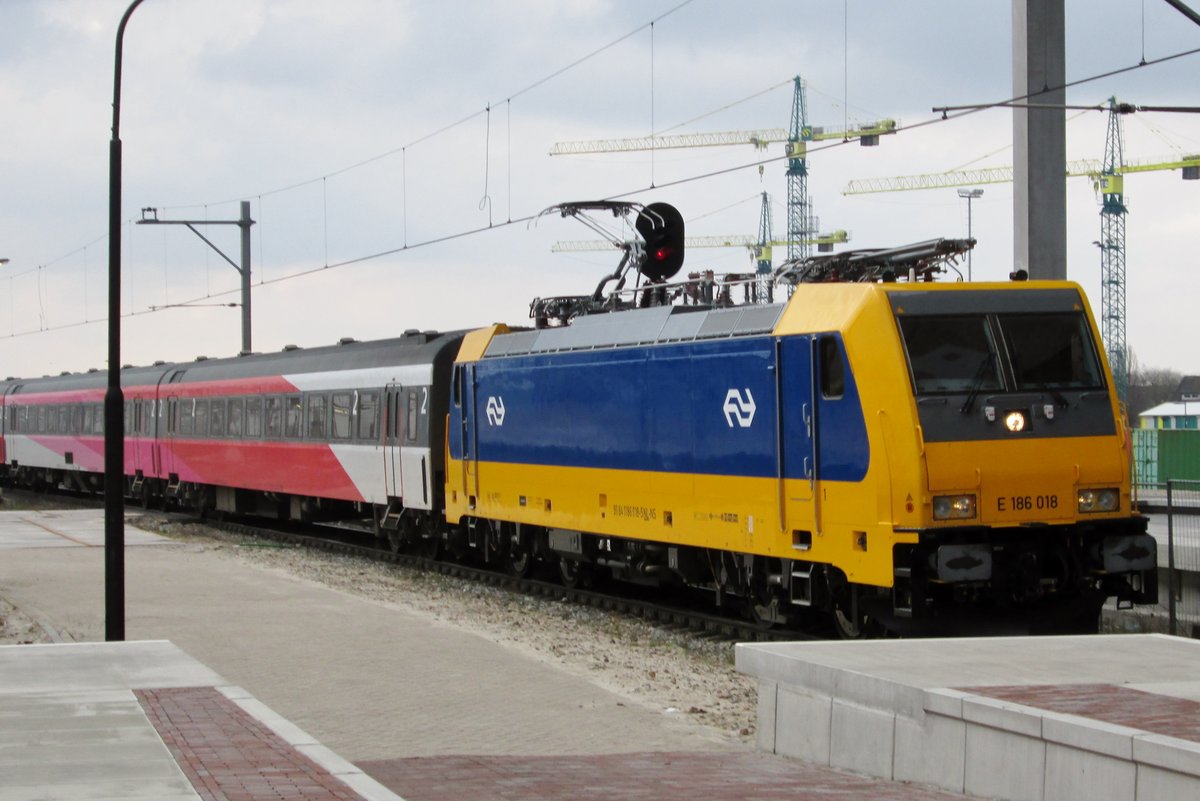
<box><xmin>1136</xmin><ymin>479</ymin><xmax>1200</xmax><ymax>636</ymax></box>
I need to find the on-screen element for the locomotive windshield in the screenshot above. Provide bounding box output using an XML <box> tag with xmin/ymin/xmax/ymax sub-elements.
<box><xmin>897</xmin><ymin>311</ymin><xmax>1104</xmax><ymax>395</ymax></box>
<box><xmin>995</xmin><ymin>312</ymin><xmax>1104</xmax><ymax>390</ymax></box>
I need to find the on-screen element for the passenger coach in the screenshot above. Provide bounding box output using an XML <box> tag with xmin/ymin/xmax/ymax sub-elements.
<box><xmin>2</xmin><ymin>331</ymin><xmax>466</xmax><ymax>551</ymax></box>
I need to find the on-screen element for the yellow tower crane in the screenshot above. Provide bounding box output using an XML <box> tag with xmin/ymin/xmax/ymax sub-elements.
<box><xmin>551</xmin><ymin>75</ymin><xmax>896</xmax><ymax>266</ymax></box>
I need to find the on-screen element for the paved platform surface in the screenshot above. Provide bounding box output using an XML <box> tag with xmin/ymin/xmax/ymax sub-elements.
<box><xmin>0</xmin><ymin>508</ymin><xmax>1003</xmax><ymax>800</ymax></box>
<box><xmin>0</xmin><ymin>640</ymin><xmax>396</xmax><ymax>801</ymax></box>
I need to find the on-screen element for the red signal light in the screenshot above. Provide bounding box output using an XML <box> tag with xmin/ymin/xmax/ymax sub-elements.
<box><xmin>654</xmin><ymin>247</ymin><xmax>673</xmax><ymax>262</ymax></box>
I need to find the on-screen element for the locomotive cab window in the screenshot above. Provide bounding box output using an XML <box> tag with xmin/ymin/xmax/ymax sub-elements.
<box><xmin>996</xmin><ymin>312</ymin><xmax>1104</xmax><ymax>391</ymax></box>
<box><xmin>897</xmin><ymin>314</ymin><xmax>1003</xmax><ymax>395</ymax></box>
<box><xmin>819</xmin><ymin>337</ymin><xmax>845</xmax><ymax>399</ymax></box>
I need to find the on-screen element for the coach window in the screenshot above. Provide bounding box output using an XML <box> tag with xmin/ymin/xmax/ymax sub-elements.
<box><xmin>194</xmin><ymin>401</ymin><xmax>209</xmax><ymax>437</ymax></box>
<box><xmin>284</xmin><ymin>395</ymin><xmax>302</xmax><ymax>438</ymax></box>
<box><xmin>16</xmin><ymin>406</ymin><xmax>26</xmax><ymax>433</ymax></box>
<box><xmin>406</xmin><ymin>391</ymin><xmax>419</xmax><ymax>443</ymax></box>
<box><xmin>331</xmin><ymin>392</ymin><xmax>352</xmax><ymax>440</ymax></box>
<box><xmin>819</xmin><ymin>337</ymin><xmax>845</xmax><ymax>400</ymax></box>
<box><xmin>227</xmin><ymin>398</ymin><xmax>244</xmax><ymax>438</ymax></box>
<box><xmin>71</xmin><ymin>405</ymin><xmax>82</xmax><ymax>434</ymax></box>
<box><xmin>59</xmin><ymin>406</ymin><xmax>70</xmax><ymax>434</ymax></box>
<box><xmin>264</xmin><ymin>397</ymin><xmax>283</xmax><ymax>438</ymax></box>
<box><xmin>211</xmin><ymin>399</ymin><xmax>226</xmax><ymax>438</ymax></box>
<box><xmin>180</xmin><ymin>400</ymin><xmax>194</xmax><ymax>436</ymax></box>
<box><xmin>245</xmin><ymin>397</ymin><xmax>263</xmax><ymax>438</ymax></box>
<box><xmin>306</xmin><ymin>394</ymin><xmax>328</xmax><ymax>439</ymax></box>
<box><xmin>82</xmin><ymin>405</ymin><xmax>93</xmax><ymax>436</ymax></box>
<box><xmin>358</xmin><ymin>391</ymin><xmax>379</xmax><ymax>441</ymax></box>
<box><xmin>93</xmin><ymin>405</ymin><xmax>104</xmax><ymax>435</ymax></box>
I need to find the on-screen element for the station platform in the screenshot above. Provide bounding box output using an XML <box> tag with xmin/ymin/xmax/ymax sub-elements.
<box><xmin>0</xmin><ymin>640</ymin><xmax>399</xmax><ymax>801</ymax></box>
<box><xmin>0</xmin><ymin>507</ymin><xmax>1000</xmax><ymax>800</ymax></box>
<box><xmin>737</xmin><ymin>634</ymin><xmax>1200</xmax><ymax>801</ymax></box>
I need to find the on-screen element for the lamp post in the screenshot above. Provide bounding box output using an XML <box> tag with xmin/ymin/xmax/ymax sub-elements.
<box><xmin>106</xmin><ymin>0</ymin><xmax>147</xmax><ymax>642</ymax></box>
<box><xmin>957</xmin><ymin>188</ymin><xmax>983</xmax><ymax>281</ymax></box>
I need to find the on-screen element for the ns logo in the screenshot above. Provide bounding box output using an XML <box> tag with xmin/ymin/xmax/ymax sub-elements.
<box><xmin>485</xmin><ymin>396</ymin><xmax>506</xmax><ymax>426</ymax></box>
<box><xmin>723</xmin><ymin>388</ymin><xmax>756</xmax><ymax>428</ymax></box>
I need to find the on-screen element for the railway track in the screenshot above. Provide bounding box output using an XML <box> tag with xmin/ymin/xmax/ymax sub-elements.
<box><xmin>204</xmin><ymin>516</ymin><xmax>805</xmax><ymax>643</ymax></box>
<box><xmin>1</xmin><ymin>485</ymin><xmax>808</xmax><ymax>642</ymax></box>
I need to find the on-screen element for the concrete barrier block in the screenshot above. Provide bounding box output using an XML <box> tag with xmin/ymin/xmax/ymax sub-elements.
<box><xmin>1043</xmin><ymin>742</ymin><xmax>1135</xmax><ymax>801</ymax></box>
<box><xmin>834</xmin><ymin>669</ymin><xmax>924</xmax><ymax>720</ymax></box>
<box><xmin>1041</xmin><ymin>710</ymin><xmax>1136</xmax><ymax>760</ymax></box>
<box><xmin>734</xmin><ymin>643</ymin><xmax>840</xmax><ymax>696</ymax></box>
<box><xmin>1136</xmin><ymin>765</ymin><xmax>1200</xmax><ymax>801</ymax></box>
<box><xmin>964</xmin><ymin>720</ymin><xmax>1046</xmax><ymax>801</ymax></box>
<box><xmin>756</xmin><ymin>680</ymin><xmax>777</xmax><ymax>754</ymax></box>
<box><xmin>924</xmin><ymin>687</ymin><xmax>969</xmax><ymax>719</ymax></box>
<box><xmin>774</xmin><ymin>685</ymin><xmax>832</xmax><ymax>765</ymax></box>
<box><xmin>893</xmin><ymin>711</ymin><xmax>965</xmax><ymax>793</ymax></box>
<box><xmin>962</xmin><ymin>694</ymin><xmax>1043</xmax><ymax>738</ymax></box>
<box><xmin>1132</xmin><ymin>733</ymin><xmax>1200</xmax><ymax>778</ymax></box>
<box><xmin>829</xmin><ymin>698</ymin><xmax>895</xmax><ymax>779</ymax></box>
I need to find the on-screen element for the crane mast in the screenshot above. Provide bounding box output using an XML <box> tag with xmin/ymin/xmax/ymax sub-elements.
<box><xmin>1099</xmin><ymin>97</ymin><xmax>1128</xmax><ymax>404</ymax></box>
<box><xmin>787</xmin><ymin>76</ymin><xmax>812</xmax><ymax>262</ymax></box>
<box><xmin>756</xmin><ymin>191</ymin><xmax>775</xmax><ymax>302</ymax></box>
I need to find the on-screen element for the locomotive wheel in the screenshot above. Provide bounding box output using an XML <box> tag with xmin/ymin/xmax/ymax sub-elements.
<box><xmin>831</xmin><ymin>605</ymin><xmax>872</xmax><ymax>639</ymax></box>
<box><xmin>416</xmin><ymin>523</ymin><xmax>441</xmax><ymax>560</ymax></box>
<box><xmin>386</xmin><ymin>526</ymin><xmax>406</xmax><ymax>554</ymax></box>
<box><xmin>507</xmin><ymin>539</ymin><xmax>533</xmax><ymax>578</ymax></box>
<box><xmin>557</xmin><ymin>557</ymin><xmax>591</xmax><ymax>589</ymax></box>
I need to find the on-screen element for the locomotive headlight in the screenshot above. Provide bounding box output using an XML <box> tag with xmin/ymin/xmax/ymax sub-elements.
<box><xmin>1078</xmin><ymin>488</ymin><xmax>1120</xmax><ymax>514</ymax></box>
<box><xmin>1004</xmin><ymin>410</ymin><xmax>1027</xmax><ymax>432</ymax></box>
<box><xmin>933</xmin><ymin>494</ymin><xmax>977</xmax><ymax>520</ymax></box>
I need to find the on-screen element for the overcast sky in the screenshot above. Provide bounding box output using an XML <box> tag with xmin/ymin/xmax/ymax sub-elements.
<box><xmin>2</xmin><ymin>0</ymin><xmax>1198</xmax><ymax>382</ymax></box>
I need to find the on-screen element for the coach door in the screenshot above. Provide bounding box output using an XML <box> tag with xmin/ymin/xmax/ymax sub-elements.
<box><xmin>158</xmin><ymin>369</ymin><xmax>186</xmax><ymax>481</ymax></box>
<box><xmin>383</xmin><ymin>383</ymin><xmax>404</xmax><ymax>502</ymax></box>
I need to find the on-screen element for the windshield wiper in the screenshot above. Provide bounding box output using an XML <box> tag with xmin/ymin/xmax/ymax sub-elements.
<box><xmin>960</xmin><ymin>353</ymin><xmax>995</xmax><ymax>415</ymax></box>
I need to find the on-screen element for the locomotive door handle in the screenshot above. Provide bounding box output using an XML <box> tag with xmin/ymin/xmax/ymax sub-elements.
<box><xmin>803</xmin><ymin>456</ymin><xmax>811</xmax><ymax>478</ymax></box>
<box><xmin>802</xmin><ymin>402</ymin><xmax>811</xmax><ymax>437</ymax></box>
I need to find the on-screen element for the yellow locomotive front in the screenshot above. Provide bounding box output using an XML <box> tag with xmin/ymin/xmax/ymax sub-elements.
<box><xmin>872</xmin><ymin>280</ymin><xmax>1156</xmax><ymax>630</ymax></box>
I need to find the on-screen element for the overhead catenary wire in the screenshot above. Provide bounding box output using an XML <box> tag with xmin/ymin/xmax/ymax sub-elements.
<box><xmin>5</xmin><ymin>35</ymin><xmax>1200</xmax><ymax>345</ymax></box>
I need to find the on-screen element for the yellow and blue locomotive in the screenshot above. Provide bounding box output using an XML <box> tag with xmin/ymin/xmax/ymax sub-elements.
<box><xmin>444</xmin><ymin>205</ymin><xmax>1156</xmax><ymax>634</ymax></box>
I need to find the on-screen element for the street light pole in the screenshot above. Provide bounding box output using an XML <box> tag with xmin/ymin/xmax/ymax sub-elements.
<box><xmin>957</xmin><ymin>188</ymin><xmax>984</xmax><ymax>281</ymax></box>
<box><xmin>106</xmin><ymin>0</ymin><xmax>147</xmax><ymax>643</ymax></box>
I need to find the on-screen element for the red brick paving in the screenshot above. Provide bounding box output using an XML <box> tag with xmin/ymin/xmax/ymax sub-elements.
<box><xmin>963</xmin><ymin>683</ymin><xmax>1200</xmax><ymax>743</ymax></box>
<box><xmin>359</xmin><ymin>752</ymin><xmax>987</xmax><ymax>801</ymax></box>
<box><xmin>136</xmin><ymin>687</ymin><xmax>368</xmax><ymax>801</ymax></box>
